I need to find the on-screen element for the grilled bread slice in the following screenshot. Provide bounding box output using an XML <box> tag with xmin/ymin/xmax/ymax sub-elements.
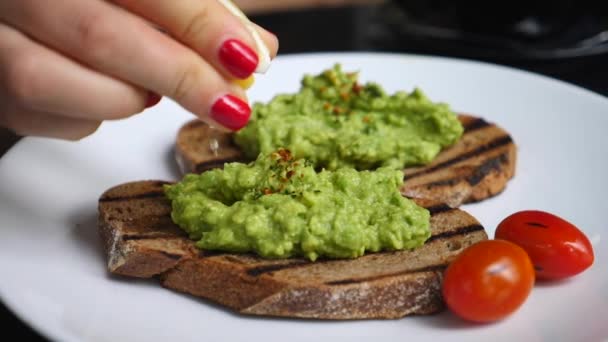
<box><xmin>98</xmin><ymin>180</ymin><xmax>488</xmax><ymax>319</ymax></box>
<box><xmin>175</xmin><ymin>115</ymin><xmax>516</xmax><ymax>208</ymax></box>
<box><xmin>402</xmin><ymin>115</ymin><xmax>517</xmax><ymax>206</ymax></box>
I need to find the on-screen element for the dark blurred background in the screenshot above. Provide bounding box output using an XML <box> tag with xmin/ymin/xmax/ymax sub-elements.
<box><xmin>2</xmin><ymin>0</ymin><xmax>607</xmax><ymax>340</ymax></box>
<box><xmin>255</xmin><ymin>0</ymin><xmax>608</xmax><ymax>92</ymax></box>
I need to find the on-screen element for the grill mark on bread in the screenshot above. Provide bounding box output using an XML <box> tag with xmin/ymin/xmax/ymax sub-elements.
<box><xmin>198</xmin><ymin>250</ymin><xmax>228</xmax><ymax>258</ymax></box>
<box><xmin>462</xmin><ymin>118</ymin><xmax>491</xmax><ymax>132</ymax></box>
<box><xmin>421</xmin><ymin>178</ymin><xmax>460</xmax><ymax>188</ymax></box>
<box><xmin>324</xmin><ymin>264</ymin><xmax>445</xmax><ymax>285</ymax></box>
<box><xmin>415</xmin><ymin>152</ymin><xmax>509</xmax><ymax>188</ymax></box>
<box><xmin>466</xmin><ymin>152</ymin><xmax>509</xmax><ymax>185</ymax></box>
<box><xmin>246</xmin><ymin>260</ymin><xmax>310</xmax><ymax>276</ymax></box>
<box><xmin>425</xmin><ymin>203</ymin><xmax>454</xmax><ymax>215</ymax></box>
<box><xmin>426</xmin><ymin>224</ymin><xmax>484</xmax><ymax>243</ymax></box>
<box><xmin>99</xmin><ymin>190</ymin><xmax>166</xmax><ymax>202</ymax></box>
<box><xmin>122</xmin><ymin>233</ymin><xmax>178</xmax><ymax>241</ymax></box>
<box><xmin>406</xmin><ymin>135</ymin><xmax>513</xmax><ymax>180</ymax></box>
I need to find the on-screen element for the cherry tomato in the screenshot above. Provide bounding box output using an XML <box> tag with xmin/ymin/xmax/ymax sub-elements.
<box><xmin>495</xmin><ymin>210</ymin><xmax>594</xmax><ymax>280</ymax></box>
<box><xmin>442</xmin><ymin>240</ymin><xmax>535</xmax><ymax>323</ymax></box>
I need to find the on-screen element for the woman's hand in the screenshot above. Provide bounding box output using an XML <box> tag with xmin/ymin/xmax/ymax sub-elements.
<box><xmin>0</xmin><ymin>0</ymin><xmax>278</xmax><ymax>139</ymax></box>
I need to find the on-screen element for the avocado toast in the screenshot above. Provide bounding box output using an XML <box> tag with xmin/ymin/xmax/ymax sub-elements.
<box><xmin>98</xmin><ymin>180</ymin><xmax>487</xmax><ymax>319</ymax></box>
<box><xmin>175</xmin><ymin>114</ymin><xmax>516</xmax><ymax>207</ymax></box>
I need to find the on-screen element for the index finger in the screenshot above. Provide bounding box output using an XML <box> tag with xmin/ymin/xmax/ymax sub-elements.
<box><xmin>113</xmin><ymin>0</ymin><xmax>279</xmax><ymax>79</ymax></box>
<box><xmin>0</xmin><ymin>0</ymin><xmax>251</xmax><ymax>130</ymax></box>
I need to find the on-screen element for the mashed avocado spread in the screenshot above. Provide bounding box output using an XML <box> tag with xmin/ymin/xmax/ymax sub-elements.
<box><xmin>165</xmin><ymin>149</ymin><xmax>431</xmax><ymax>261</ymax></box>
<box><xmin>234</xmin><ymin>64</ymin><xmax>463</xmax><ymax>170</ymax></box>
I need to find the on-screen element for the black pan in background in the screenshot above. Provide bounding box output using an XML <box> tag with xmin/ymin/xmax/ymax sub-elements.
<box><xmin>388</xmin><ymin>0</ymin><xmax>608</xmax><ymax>60</ymax></box>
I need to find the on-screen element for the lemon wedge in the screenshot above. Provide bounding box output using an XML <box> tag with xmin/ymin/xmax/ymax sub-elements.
<box><xmin>233</xmin><ymin>75</ymin><xmax>255</xmax><ymax>89</ymax></box>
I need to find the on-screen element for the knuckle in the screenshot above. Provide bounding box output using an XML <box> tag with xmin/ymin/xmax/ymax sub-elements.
<box><xmin>76</xmin><ymin>12</ymin><xmax>119</xmax><ymax>63</ymax></box>
<box><xmin>179</xmin><ymin>7</ymin><xmax>212</xmax><ymax>42</ymax></box>
<box><xmin>5</xmin><ymin>53</ymin><xmax>40</xmax><ymax>107</ymax></box>
<box><xmin>171</xmin><ymin>58</ymin><xmax>201</xmax><ymax>102</ymax></box>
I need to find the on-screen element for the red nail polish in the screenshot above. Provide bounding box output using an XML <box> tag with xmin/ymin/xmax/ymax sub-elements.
<box><xmin>219</xmin><ymin>39</ymin><xmax>258</xmax><ymax>79</ymax></box>
<box><xmin>146</xmin><ymin>92</ymin><xmax>162</xmax><ymax>108</ymax></box>
<box><xmin>210</xmin><ymin>94</ymin><xmax>251</xmax><ymax>130</ymax></box>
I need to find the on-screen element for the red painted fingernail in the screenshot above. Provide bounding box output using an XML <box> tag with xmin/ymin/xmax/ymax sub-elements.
<box><xmin>145</xmin><ymin>92</ymin><xmax>162</xmax><ymax>108</ymax></box>
<box><xmin>219</xmin><ymin>39</ymin><xmax>258</xmax><ymax>79</ymax></box>
<box><xmin>210</xmin><ymin>94</ymin><xmax>251</xmax><ymax>131</ymax></box>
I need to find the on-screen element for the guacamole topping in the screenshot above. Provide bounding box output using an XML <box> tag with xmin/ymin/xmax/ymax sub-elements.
<box><xmin>234</xmin><ymin>64</ymin><xmax>464</xmax><ymax>170</ymax></box>
<box><xmin>165</xmin><ymin>149</ymin><xmax>431</xmax><ymax>261</ymax></box>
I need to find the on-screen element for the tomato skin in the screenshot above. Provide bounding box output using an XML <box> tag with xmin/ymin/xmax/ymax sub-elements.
<box><xmin>495</xmin><ymin>210</ymin><xmax>594</xmax><ymax>280</ymax></box>
<box><xmin>442</xmin><ymin>240</ymin><xmax>535</xmax><ymax>323</ymax></box>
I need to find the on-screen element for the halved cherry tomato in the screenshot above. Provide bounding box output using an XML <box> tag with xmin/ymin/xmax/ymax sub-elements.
<box><xmin>495</xmin><ymin>210</ymin><xmax>594</xmax><ymax>280</ymax></box>
<box><xmin>442</xmin><ymin>240</ymin><xmax>535</xmax><ymax>323</ymax></box>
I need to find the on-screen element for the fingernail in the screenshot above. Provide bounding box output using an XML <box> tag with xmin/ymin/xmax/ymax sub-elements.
<box><xmin>210</xmin><ymin>94</ymin><xmax>251</xmax><ymax>130</ymax></box>
<box><xmin>145</xmin><ymin>92</ymin><xmax>162</xmax><ymax>108</ymax></box>
<box><xmin>219</xmin><ymin>39</ymin><xmax>258</xmax><ymax>79</ymax></box>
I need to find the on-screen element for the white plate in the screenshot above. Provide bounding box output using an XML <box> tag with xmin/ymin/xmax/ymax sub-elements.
<box><xmin>1</xmin><ymin>53</ymin><xmax>607</xmax><ymax>342</ymax></box>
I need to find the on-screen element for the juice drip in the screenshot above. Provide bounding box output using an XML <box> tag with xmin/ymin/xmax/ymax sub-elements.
<box><xmin>208</xmin><ymin>126</ymin><xmax>221</xmax><ymax>157</ymax></box>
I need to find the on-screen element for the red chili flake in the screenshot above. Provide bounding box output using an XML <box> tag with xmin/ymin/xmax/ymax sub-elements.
<box><xmin>263</xmin><ymin>188</ymin><xmax>273</xmax><ymax>195</ymax></box>
<box><xmin>277</xmin><ymin>148</ymin><xmax>292</xmax><ymax>161</ymax></box>
<box><xmin>352</xmin><ymin>82</ymin><xmax>362</xmax><ymax>94</ymax></box>
<box><xmin>323</xmin><ymin>102</ymin><xmax>332</xmax><ymax>110</ymax></box>
<box><xmin>333</xmin><ymin>107</ymin><xmax>344</xmax><ymax>114</ymax></box>
<box><xmin>286</xmin><ymin>170</ymin><xmax>295</xmax><ymax>179</ymax></box>
<box><xmin>340</xmin><ymin>92</ymin><xmax>350</xmax><ymax>101</ymax></box>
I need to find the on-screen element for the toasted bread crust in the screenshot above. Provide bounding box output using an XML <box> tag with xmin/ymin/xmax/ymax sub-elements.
<box><xmin>401</xmin><ymin>115</ymin><xmax>517</xmax><ymax>206</ymax></box>
<box><xmin>98</xmin><ymin>181</ymin><xmax>487</xmax><ymax>319</ymax></box>
<box><xmin>175</xmin><ymin>122</ymin><xmax>246</xmax><ymax>176</ymax></box>
<box><xmin>175</xmin><ymin>115</ymin><xmax>516</xmax><ymax>207</ymax></box>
